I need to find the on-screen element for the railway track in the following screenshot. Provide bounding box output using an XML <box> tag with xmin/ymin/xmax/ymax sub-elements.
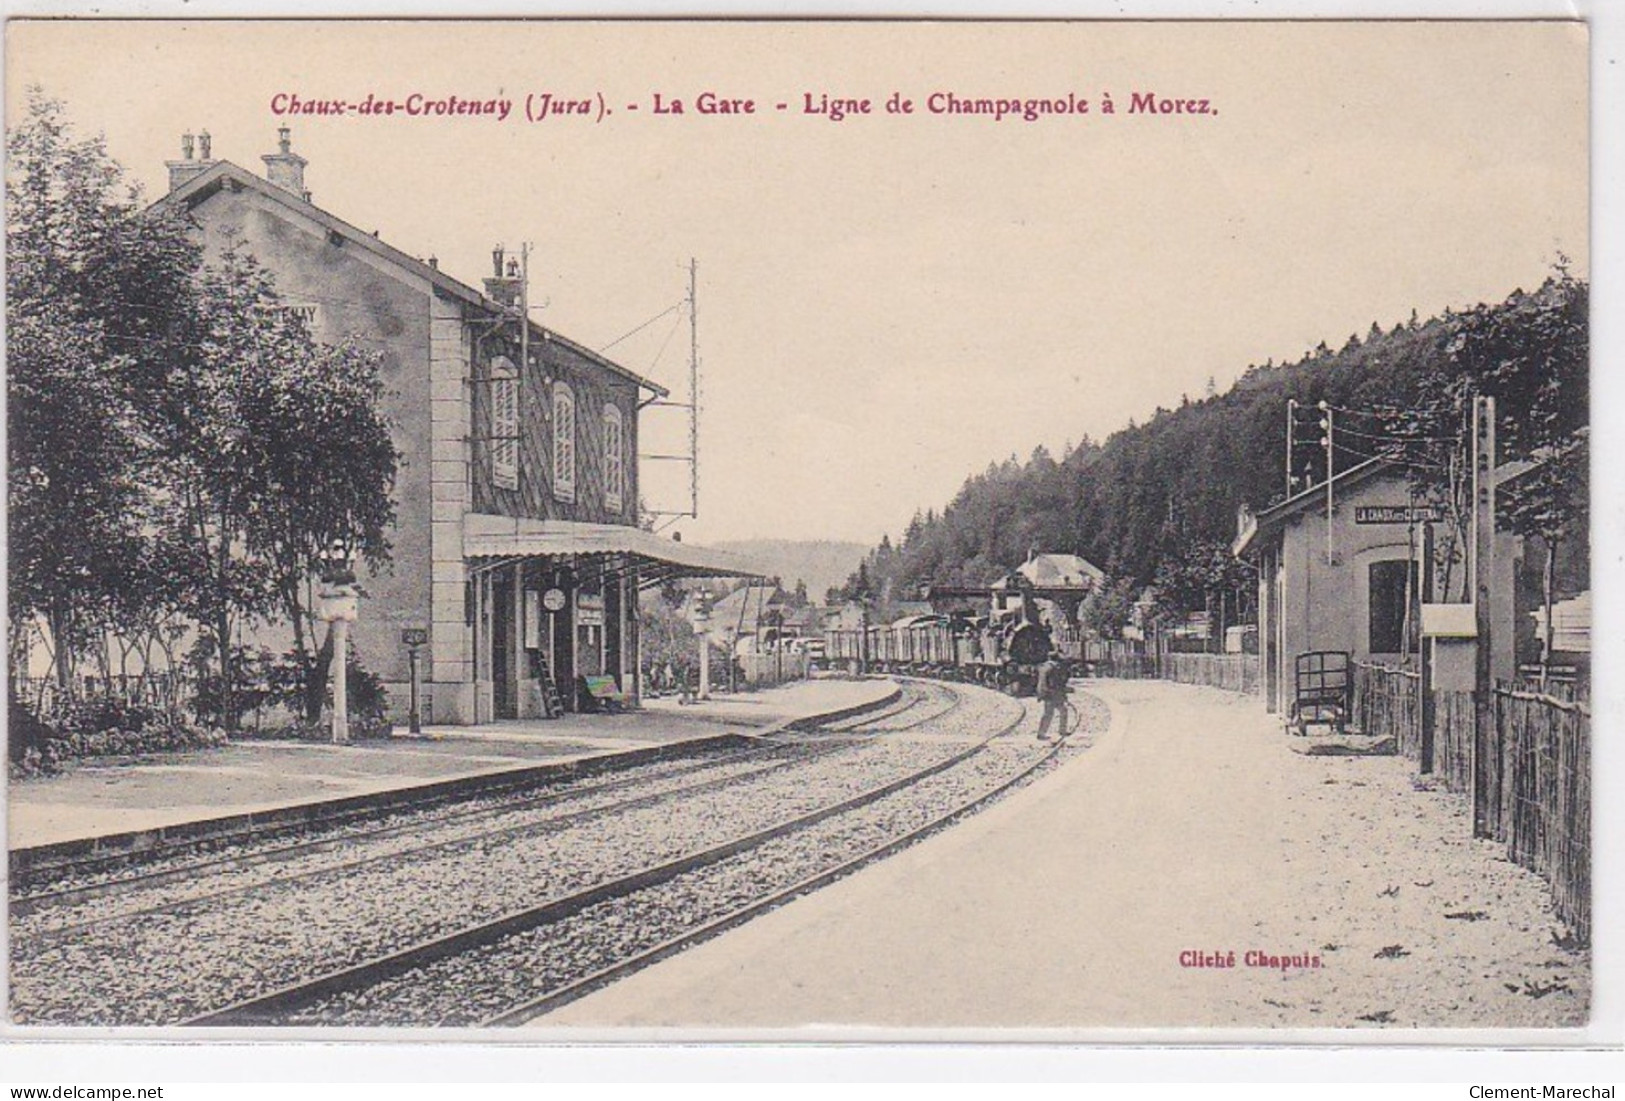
<box><xmin>10</xmin><ymin>678</ymin><xmax>1102</xmax><ymax>1027</ymax></box>
<box><xmin>814</xmin><ymin>677</ymin><xmax>963</xmax><ymax>734</ymax></box>
<box><xmin>8</xmin><ymin>736</ymin><xmax>761</xmax><ymax>897</ymax></box>
<box><xmin>810</xmin><ymin>679</ymin><xmax>951</xmax><ymax>734</ymax></box>
<box><xmin>186</xmin><ymin>683</ymin><xmax>1041</xmax><ymax>1027</ymax></box>
<box><xmin>14</xmin><ymin>741</ymin><xmax>847</xmax><ymax>939</ymax></box>
<box><xmin>12</xmin><ymin>744</ymin><xmax>780</xmax><ymax>917</ymax></box>
<box><xmin>13</xmin><ymin>681</ymin><xmax>918</xmax><ymax>908</ymax></box>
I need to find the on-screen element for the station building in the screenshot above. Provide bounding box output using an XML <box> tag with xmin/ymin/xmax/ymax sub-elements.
<box><xmin>1232</xmin><ymin>459</ymin><xmax>1524</xmax><ymax>716</ymax></box>
<box><xmin>158</xmin><ymin>129</ymin><xmax>753</xmax><ymax>723</ymax></box>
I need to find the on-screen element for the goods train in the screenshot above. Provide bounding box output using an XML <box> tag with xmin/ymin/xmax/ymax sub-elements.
<box><xmin>824</xmin><ymin>574</ymin><xmax>1080</xmax><ymax>696</ymax></box>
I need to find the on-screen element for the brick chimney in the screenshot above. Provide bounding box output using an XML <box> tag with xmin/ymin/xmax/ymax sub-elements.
<box><xmin>484</xmin><ymin>245</ymin><xmax>522</xmax><ymax>308</ymax></box>
<box><xmin>165</xmin><ymin>130</ymin><xmax>216</xmax><ymax>192</ymax></box>
<box><xmin>261</xmin><ymin>126</ymin><xmax>310</xmax><ymax>201</ymax></box>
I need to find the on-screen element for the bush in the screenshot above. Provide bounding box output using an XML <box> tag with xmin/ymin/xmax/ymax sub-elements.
<box><xmin>8</xmin><ymin>694</ymin><xmax>227</xmax><ymax>779</ymax></box>
<box><xmin>8</xmin><ymin>697</ymin><xmax>66</xmax><ymax>777</ymax></box>
<box><xmin>237</xmin><ymin>714</ymin><xmax>394</xmax><ymax>743</ymax></box>
<box><xmin>234</xmin><ymin>646</ymin><xmax>394</xmax><ymax>742</ymax></box>
<box><xmin>190</xmin><ymin>644</ymin><xmax>273</xmax><ymax>729</ymax></box>
<box><xmin>263</xmin><ymin>646</ymin><xmax>390</xmax><ymax>725</ymax></box>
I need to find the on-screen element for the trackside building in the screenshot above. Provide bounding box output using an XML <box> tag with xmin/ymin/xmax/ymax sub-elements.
<box><xmin>158</xmin><ymin>129</ymin><xmax>753</xmax><ymax>723</ymax></box>
<box><xmin>1232</xmin><ymin>459</ymin><xmax>1522</xmax><ymax>716</ymax></box>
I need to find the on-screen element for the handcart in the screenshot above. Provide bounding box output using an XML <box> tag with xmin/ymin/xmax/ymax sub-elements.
<box><xmin>1288</xmin><ymin>650</ymin><xmax>1351</xmax><ymax>735</ymax></box>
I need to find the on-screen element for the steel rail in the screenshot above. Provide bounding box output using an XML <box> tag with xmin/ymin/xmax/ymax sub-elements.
<box><xmin>10</xmin><ymin>734</ymin><xmax>753</xmax><ymax>891</ymax></box>
<box><xmin>810</xmin><ymin>691</ymin><xmax>927</xmax><ymax>733</ymax></box>
<box><xmin>180</xmin><ymin>691</ymin><xmax>1027</xmax><ymax>1027</ymax></box>
<box><xmin>15</xmin><ymin>742</ymin><xmax>836</xmax><ymax>940</ymax></box>
<box><xmin>19</xmin><ymin>687</ymin><xmax>920</xmax><ymax>919</ymax></box>
<box><xmin>849</xmin><ymin>678</ymin><xmax>966</xmax><ymax>733</ymax></box>
<box><xmin>11</xmin><ymin>744</ymin><xmax>772</xmax><ymax>917</ymax></box>
<box><xmin>483</xmin><ymin>726</ymin><xmax>1064</xmax><ymax>1025</ymax></box>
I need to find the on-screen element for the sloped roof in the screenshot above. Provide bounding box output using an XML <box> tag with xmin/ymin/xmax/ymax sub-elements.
<box><xmin>891</xmin><ymin>613</ymin><xmax>947</xmax><ymax>629</ymax></box>
<box><xmin>1017</xmin><ymin>553</ymin><xmax>1105</xmax><ymax>590</ymax></box>
<box><xmin>708</xmin><ymin>583</ymin><xmax>783</xmax><ymax>626</ymax></box>
<box><xmin>1232</xmin><ymin>458</ymin><xmax>1393</xmax><ymax>558</ymax></box>
<box><xmin>158</xmin><ymin>160</ymin><xmax>667</xmax><ymax>398</ymax></box>
<box><xmin>463</xmin><ymin>514</ymin><xmax>762</xmax><ymax>579</ymax></box>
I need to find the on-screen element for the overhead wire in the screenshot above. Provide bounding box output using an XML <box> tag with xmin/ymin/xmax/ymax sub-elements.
<box><xmin>597</xmin><ymin>302</ymin><xmax>683</xmax><ymax>353</ymax></box>
<box><xmin>1330</xmin><ymin>436</ymin><xmax>1452</xmax><ymax>472</ymax></box>
<box><xmin>1327</xmin><ymin>421</ymin><xmax>1461</xmax><ymax>446</ymax></box>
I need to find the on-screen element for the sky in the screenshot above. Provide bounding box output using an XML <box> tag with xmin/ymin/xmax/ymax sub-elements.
<box><xmin>6</xmin><ymin>19</ymin><xmax>1589</xmax><ymax>547</ymax></box>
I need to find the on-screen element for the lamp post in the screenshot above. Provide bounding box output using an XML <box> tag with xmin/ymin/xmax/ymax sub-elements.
<box><xmin>317</xmin><ymin>546</ymin><xmax>359</xmax><ymax>744</ymax></box>
<box><xmin>402</xmin><ymin>627</ymin><xmax>428</xmax><ymax>735</ymax></box>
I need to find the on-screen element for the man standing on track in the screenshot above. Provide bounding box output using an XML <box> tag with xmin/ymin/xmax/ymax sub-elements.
<box><xmin>1035</xmin><ymin>651</ymin><xmax>1070</xmax><ymax>741</ymax></box>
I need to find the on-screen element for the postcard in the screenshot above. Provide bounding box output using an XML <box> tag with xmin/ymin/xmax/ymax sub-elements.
<box><xmin>3</xmin><ymin>16</ymin><xmax>1607</xmax><ymax>1048</ymax></box>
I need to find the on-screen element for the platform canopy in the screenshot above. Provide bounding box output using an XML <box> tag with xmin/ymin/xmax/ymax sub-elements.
<box><xmin>463</xmin><ymin>513</ymin><xmax>765</xmax><ymax>586</ymax></box>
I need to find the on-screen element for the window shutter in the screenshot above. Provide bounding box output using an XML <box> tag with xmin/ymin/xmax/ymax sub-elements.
<box><xmin>553</xmin><ymin>384</ymin><xmax>576</xmax><ymax>501</ymax></box>
<box><xmin>604</xmin><ymin>405</ymin><xmax>624</xmax><ymax>512</ymax></box>
<box><xmin>491</xmin><ymin>358</ymin><xmax>518</xmax><ymax>492</ymax></box>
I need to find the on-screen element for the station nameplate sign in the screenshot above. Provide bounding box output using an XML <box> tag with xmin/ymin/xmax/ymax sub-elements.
<box><xmin>1354</xmin><ymin>505</ymin><xmax>1444</xmax><ymax>525</ymax></box>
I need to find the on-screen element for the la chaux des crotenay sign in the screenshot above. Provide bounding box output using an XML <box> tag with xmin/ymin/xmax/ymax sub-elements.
<box><xmin>1354</xmin><ymin>505</ymin><xmax>1446</xmax><ymax>525</ymax></box>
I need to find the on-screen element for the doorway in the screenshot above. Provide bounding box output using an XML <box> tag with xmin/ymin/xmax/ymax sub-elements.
<box><xmin>492</xmin><ymin>568</ymin><xmax>517</xmax><ymax>720</ymax></box>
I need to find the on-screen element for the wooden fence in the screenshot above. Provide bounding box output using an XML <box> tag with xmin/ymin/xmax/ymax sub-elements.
<box><xmin>1434</xmin><ymin>690</ymin><xmax>1475</xmax><ymax>797</ymax></box>
<box><xmin>1344</xmin><ymin>662</ymin><xmax>1589</xmax><ymax>943</ymax></box>
<box><xmin>1352</xmin><ymin>661</ymin><xmax>1421</xmax><ymax>759</ymax></box>
<box><xmin>13</xmin><ymin>673</ymin><xmax>193</xmax><ymax>720</ymax></box>
<box><xmin>1498</xmin><ymin>682</ymin><xmax>1590</xmax><ymax>943</ymax></box>
<box><xmin>1089</xmin><ymin>655</ymin><xmax>1159</xmax><ymax>680</ymax></box>
<box><xmin>737</xmin><ymin>650</ymin><xmax>809</xmax><ymax>688</ymax></box>
<box><xmin>1160</xmin><ymin>653</ymin><xmax>1261</xmax><ymax>695</ymax></box>
<box><xmin>1083</xmin><ymin>640</ymin><xmax>1158</xmax><ymax>680</ymax></box>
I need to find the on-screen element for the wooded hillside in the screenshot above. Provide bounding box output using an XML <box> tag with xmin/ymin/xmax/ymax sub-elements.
<box><xmin>835</xmin><ymin>271</ymin><xmax>1588</xmax><ymax>633</ymax></box>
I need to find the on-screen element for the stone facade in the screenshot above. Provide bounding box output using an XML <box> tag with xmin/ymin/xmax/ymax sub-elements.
<box><xmin>161</xmin><ymin>134</ymin><xmax>665</xmax><ymax>724</ymax></box>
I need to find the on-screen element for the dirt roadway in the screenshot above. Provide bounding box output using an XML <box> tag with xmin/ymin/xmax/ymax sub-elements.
<box><xmin>540</xmin><ymin>679</ymin><xmax>1589</xmax><ymax>1031</ymax></box>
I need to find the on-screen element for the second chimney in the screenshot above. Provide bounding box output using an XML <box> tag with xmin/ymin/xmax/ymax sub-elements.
<box><xmin>165</xmin><ymin>130</ymin><xmax>216</xmax><ymax>193</ymax></box>
<box><xmin>261</xmin><ymin>126</ymin><xmax>309</xmax><ymax>200</ymax></box>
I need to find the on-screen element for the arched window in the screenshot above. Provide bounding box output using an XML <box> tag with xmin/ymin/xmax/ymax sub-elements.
<box><xmin>552</xmin><ymin>381</ymin><xmax>576</xmax><ymax>502</ymax></box>
<box><xmin>489</xmin><ymin>355</ymin><xmax>518</xmax><ymax>492</ymax></box>
<box><xmin>603</xmin><ymin>404</ymin><xmax>625</xmax><ymax>513</ymax></box>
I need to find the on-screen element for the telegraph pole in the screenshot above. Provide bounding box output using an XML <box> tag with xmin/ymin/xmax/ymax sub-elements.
<box><xmin>520</xmin><ymin>242</ymin><xmax>530</xmax><ymax>369</ymax></box>
<box><xmin>1471</xmin><ymin>393</ymin><xmax>1498</xmax><ymax>838</ymax></box>
<box><xmin>1285</xmin><ymin>398</ymin><xmax>1297</xmax><ymax>496</ymax></box>
<box><xmin>636</xmin><ymin>261</ymin><xmax>702</xmax><ymax>525</ymax></box>
<box><xmin>688</xmin><ymin>258</ymin><xmax>699</xmax><ymax>519</ymax></box>
<box><xmin>1319</xmin><ymin>401</ymin><xmax>1334</xmax><ymax>564</ymax></box>
<box><xmin>1419</xmin><ymin>521</ymin><xmax>1436</xmax><ymax>774</ymax></box>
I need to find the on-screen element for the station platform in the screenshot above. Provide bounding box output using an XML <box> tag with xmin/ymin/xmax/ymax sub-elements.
<box><xmin>5</xmin><ymin>676</ymin><xmax>898</xmax><ymax>852</ymax></box>
<box><xmin>538</xmin><ymin>678</ymin><xmax>1589</xmax><ymax>1033</ymax></box>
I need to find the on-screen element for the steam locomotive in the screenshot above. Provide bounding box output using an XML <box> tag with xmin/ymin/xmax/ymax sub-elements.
<box><xmin>823</xmin><ymin>573</ymin><xmax>1074</xmax><ymax>696</ymax></box>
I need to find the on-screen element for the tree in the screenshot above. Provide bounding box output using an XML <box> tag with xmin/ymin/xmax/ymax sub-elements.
<box><xmin>1376</xmin><ymin>266</ymin><xmax>1588</xmax><ymax>657</ymax></box>
<box><xmin>823</xmin><ymin>266</ymin><xmax>1583</xmax><ymax>673</ymax></box>
<box><xmin>146</xmin><ymin>246</ymin><xmax>399</xmax><ymax>726</ymax></box>
<box><xmin>1447</xmin><ymin>268</ymin><xmax>1588</xmax><ymax>671</ymax></box>
<box><xmin>1152</xmin><ymin>539</ymin><xmax>1254</xmax><ymax>647</ymax></box>
<box><xmin>1080</xmin><ymin>576</ymin><xmax>1138</xmax><ymax>639</ymax></box>
<box><xmin>8</xmin><ymin>89</ymin><xmax>399</xmax><ymax>728</ymax></box>
<box><xmin>6</xmin><ymin>88</ymin><xmax>200</xmax><ymax>693</ymax></box>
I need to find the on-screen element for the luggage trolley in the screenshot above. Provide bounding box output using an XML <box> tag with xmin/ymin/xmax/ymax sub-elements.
<box><xmin>1289</xmin><ymin>650</ymin><xmax>1351</xmax><ymax>735</ymax></box>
